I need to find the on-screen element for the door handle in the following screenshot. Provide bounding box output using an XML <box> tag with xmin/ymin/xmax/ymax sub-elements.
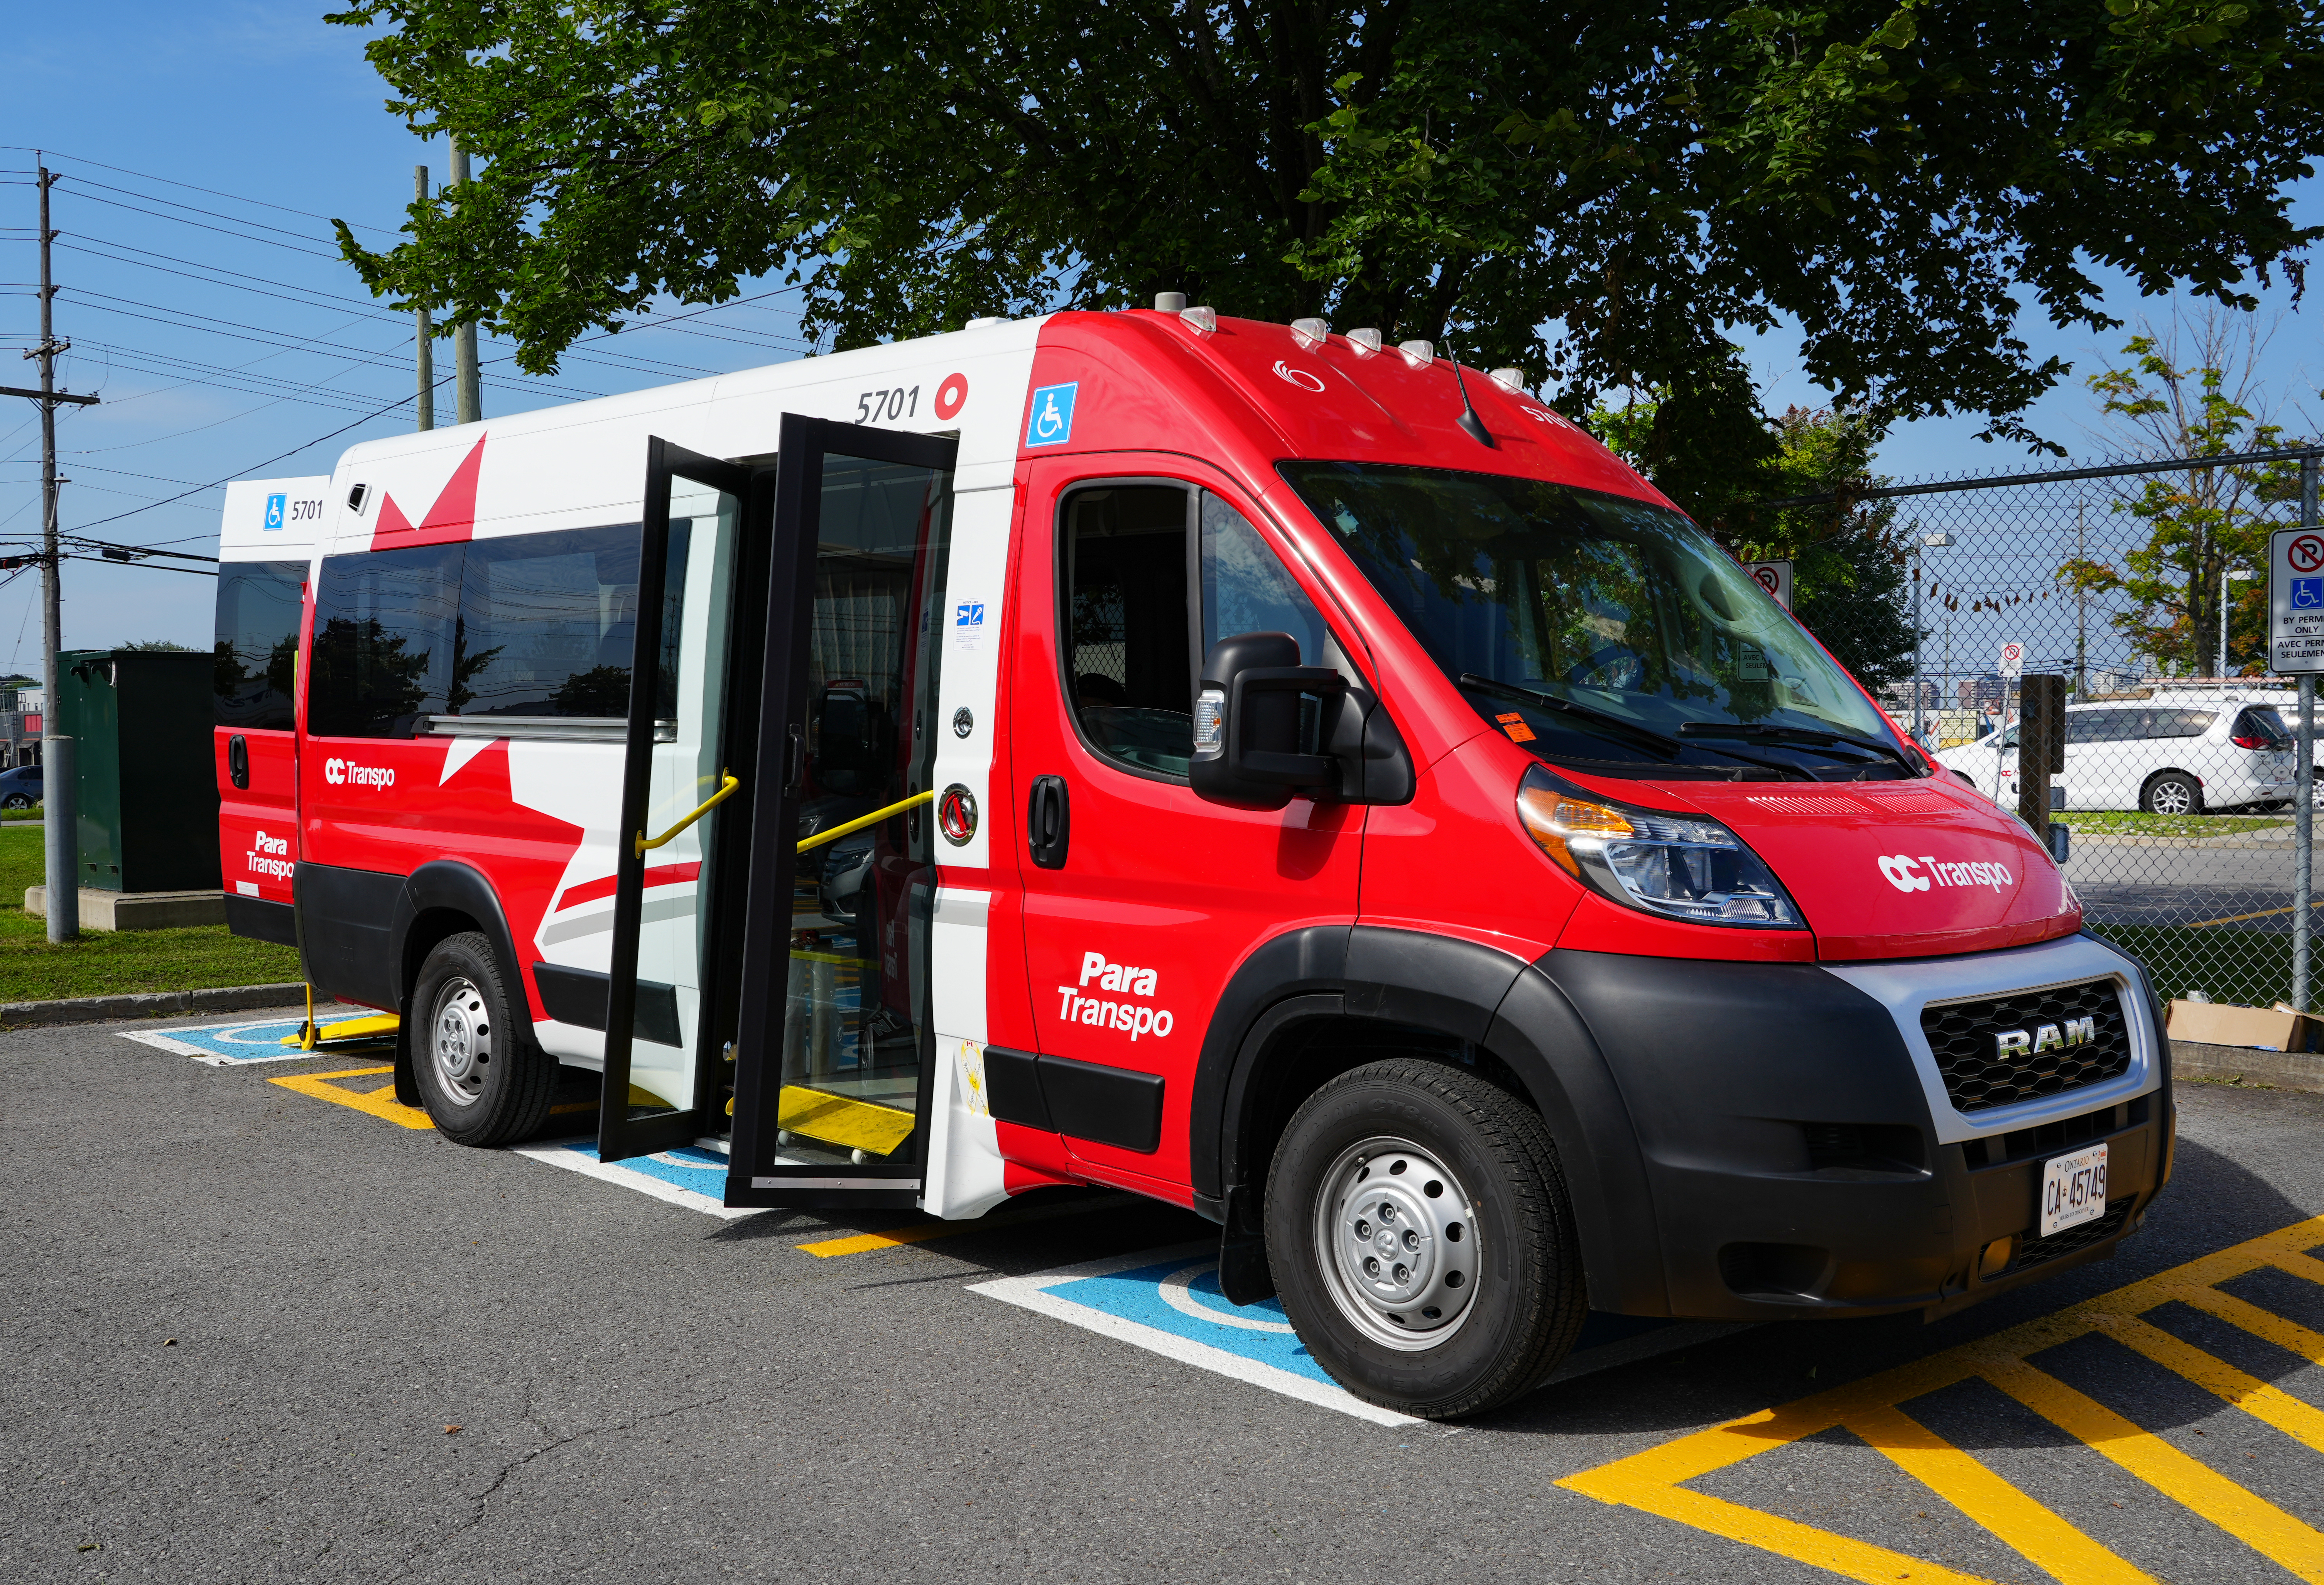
<box><xmin>227</xmin><ymin>734</ymin><xmax>249</xmax><ymax>791</ymax></box>
<box><xmin>1028</xmin><ymin>775</ymin><xmax>1070</xmax><ymax>870</ymax></box>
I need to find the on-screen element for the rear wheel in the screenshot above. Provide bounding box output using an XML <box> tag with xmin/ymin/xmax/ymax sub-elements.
<box><xmin>411</xmin><ymin>932</ymin><xmax>553</xmax><ymax>1147</ymax></box>
<box><xmin>1265</xmin><ymin>1059</ymin><xmax>1586</xmax><ymax>1419</ymax></box>
<box><xmin>2141</xmin><ymin>771</ymin><xmax>2202</xmax><ymax>816</ymax></box>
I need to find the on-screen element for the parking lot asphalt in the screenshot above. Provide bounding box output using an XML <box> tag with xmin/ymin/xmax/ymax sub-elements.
<box><xmin>5</xmin><ymin>1014</ymin><xmax>2323</xmax><ymax>1583</ymax></box>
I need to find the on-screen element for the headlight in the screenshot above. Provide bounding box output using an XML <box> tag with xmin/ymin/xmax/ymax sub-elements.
<box><xmin>1515</xmin><ymin>765</ymin><xmax>1801</xmax><ymax>928</ymax></box>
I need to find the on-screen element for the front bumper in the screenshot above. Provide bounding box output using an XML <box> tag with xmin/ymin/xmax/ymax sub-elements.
<box><xmin>1530</xmin><ymin>933</ymin><xmax>2169</xmax><ymax>1321</ymax></box>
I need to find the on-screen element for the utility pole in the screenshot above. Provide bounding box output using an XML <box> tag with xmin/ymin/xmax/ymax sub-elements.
<box><xmin>20</xmin><ymin>160</ymin><xmax>93</xmax><ymax>942</ymax></box>
<box><xmin>449</xmin><ymin>139</ymin><xmax>481</xmax><ymax>426</ymax></box>
<box><xmin>415</xmin><ymin>166</ymin><xmax>434</xmax><ymax>431</ymax></box>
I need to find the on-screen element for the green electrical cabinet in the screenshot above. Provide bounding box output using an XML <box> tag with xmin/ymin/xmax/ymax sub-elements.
<box><xmin>58</xmin><ymin>649</ymin><xmax>221</xmax><ymax>894</ymax></box>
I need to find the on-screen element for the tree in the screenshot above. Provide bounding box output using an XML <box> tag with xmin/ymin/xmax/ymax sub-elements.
<box><xmin>1592</xmin><ymin>390</ymin><xmax>1917</xmax><ymax>691</ymax></box>
<box><xmin>2058</xmin><ymin>311</ymin><xmax>2305</xmax><ymax>677</ymax></box>
<box><xmin>327</xmin><ymin>0</ymin><xmax>2324</xmax><ymax>457</ymax></box>
<box><xmin>120</xmin><ymin>639</ymin><xmax>194</xmax><ymax>652</ymax></box>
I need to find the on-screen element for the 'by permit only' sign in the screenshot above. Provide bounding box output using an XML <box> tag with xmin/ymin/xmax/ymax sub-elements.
<box><xmin>2273</xmin><ymin>526</ymin><xmax>2324</xmax><ymax>674</ymax></box>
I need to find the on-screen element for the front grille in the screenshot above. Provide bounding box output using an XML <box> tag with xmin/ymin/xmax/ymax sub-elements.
<box><xmin>2008</xmin><ymin>1196</ymin><xmax>2135</xmax><ymax>1273</ymax></box>
<box><xmin>1921</xmin><ymin>978</ymin><xmax>2131</xmax><ymax>1114</ymax></box>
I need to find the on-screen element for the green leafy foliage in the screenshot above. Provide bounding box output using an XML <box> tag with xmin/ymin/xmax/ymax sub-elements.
<box><xmin>1591</xmin><ymin>393</ymin><xmax>1918</xmax><ymax>691</ymax></box>
<box><xmin>327</xmin><ymin>0</ymin><xmax>2324</xmax><ymax>450</ymax></box>
<box><xmin>2059</xmin><ymin>325</ymin><xmax>2306</xmax><ymax>676</ymax></box>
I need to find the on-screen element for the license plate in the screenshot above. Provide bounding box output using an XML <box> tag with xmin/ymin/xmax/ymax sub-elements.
<box><xmin>2039</xmin><ymin>1143</ymin><xmax>2108</xmax><ymax>1238</ymax></box>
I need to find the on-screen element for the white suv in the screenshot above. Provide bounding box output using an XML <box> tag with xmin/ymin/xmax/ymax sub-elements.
<box><xmin>1935</xmin><ymin>693</ymin><xmax>2309</xmax><ymax>813</ymax></box>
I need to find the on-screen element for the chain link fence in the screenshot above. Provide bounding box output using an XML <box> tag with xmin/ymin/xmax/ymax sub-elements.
<box><xmin>1766</xmin><ymin>447</ymin><xmax>2320</xmax><ymax>1016</ymax></box>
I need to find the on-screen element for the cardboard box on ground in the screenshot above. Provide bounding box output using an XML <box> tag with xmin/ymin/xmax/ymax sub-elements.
<box><xmin>2167</xmin><ymin>999</ymin><xmax>2321</xmax><ymax>1054</ymax></box>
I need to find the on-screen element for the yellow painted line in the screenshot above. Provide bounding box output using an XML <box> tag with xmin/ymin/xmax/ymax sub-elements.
<box><xmin>2189</xmin><ymin>901</ymin><xmax>2322</xmax><ymax>927</ymax></box>
<box><xmin>795</xmin><ymin>1191</ymin><xmax>1138</xmax><ymax>1258</ymax></box>
<box><xmin>1984</xmin><ymin>1354</ymin><xmax>2324</xmax><ymax>1580</ymax></box>
<box><xmin>799</xmin><ymin>1222</ymin><xmax>969</xmax><ymax>1258</ymax></box>
<box><xmin>1844</xmin><ymin>1401</ymin><xmax>2159</xmax><ymax>1585</ymax></box>
<box><xmin>789</xmin><ymin>950</ymin><xmax>862</xmax><ymax>966</ymax></box>
<box><xmin>1558</xmin><ymin>1213</ymin><xmax>2324</xmax><ymax>1584</ymax></box>
<box><xmin>268</xmin><ymin>1065</ymin><xmax>435</xmax><ymax>1130</ymax></box>
<box><xmin>2102</xmin><ymin>1312</ymin><xmax>2324</xmax><ymax>1454</ymax></box>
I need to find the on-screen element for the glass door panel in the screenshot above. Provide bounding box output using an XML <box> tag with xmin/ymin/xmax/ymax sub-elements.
<box><xmin>726</xmin><ymin>417</ymin><xmax>958</xmax><ymax>1208</ymax></box>
<box><xmin>601</xmin><ymin>441</ymin><xmax>750</xmax><ymax>1162</ymax></box>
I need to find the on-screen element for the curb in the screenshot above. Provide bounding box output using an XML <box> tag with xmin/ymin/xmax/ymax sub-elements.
<box><xmin>2174</xmin><ymin>1038</ymin><xmax>2324</xmax><ymax>1096</ymax></box>
<box><xmin>0</xmin><ymin>982</ymin><xmax>311</xmax><ymax>1030</ymax></box>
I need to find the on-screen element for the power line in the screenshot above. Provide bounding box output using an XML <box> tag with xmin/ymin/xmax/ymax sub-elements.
<box><xmin>0</xmin><ymin>147</ymin><xmax>399</xmax><ymax>234</ymax></box>
<box><xmin>62</xmin><ymin>190</ymin><xmax>344</xmax><ymax>260</ymax></box>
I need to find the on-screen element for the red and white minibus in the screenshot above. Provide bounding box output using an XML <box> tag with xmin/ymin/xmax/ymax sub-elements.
<box><xmin>215</xmin><ymin>305</ymin><xmax>2170</xmax><ymax>1417</ymax></box>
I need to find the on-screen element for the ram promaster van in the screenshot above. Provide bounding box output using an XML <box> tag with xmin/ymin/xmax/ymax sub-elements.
<box><xmin>214</xmin><ymin>307</ymin><xmax>2171</xmax><ymax>1418</ymax></box>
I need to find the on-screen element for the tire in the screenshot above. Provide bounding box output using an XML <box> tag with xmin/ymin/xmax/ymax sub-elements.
<box><xmin>2140</xmin><ymin>772</ymin><xmax>2202</xmax><ymax>816</ymax></box>
<box><xmin>1</xmin><ymin>794</ymin><xmax>29</xmax><ymax>809</ymax></box>
<box><xmin>410</xmin><ymin>931</ymin><xmax>554</xmax><ymax>1147</ymax></box>
<box><xmin>1264</xmin><ymin>1059</ymin><xmax>1587</xmax><ymax>1420</ymax></box>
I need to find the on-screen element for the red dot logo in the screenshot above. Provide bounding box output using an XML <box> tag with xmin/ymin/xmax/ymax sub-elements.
<box><xmin>934</xmin><ymin>373</ymin><xmax>969</xmax><ymax>422</ymax></box>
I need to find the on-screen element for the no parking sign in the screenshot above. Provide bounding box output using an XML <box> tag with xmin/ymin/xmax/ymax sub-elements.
<box><xmin>2273</xmin><ymin>527</ymin><xmax>2324</xmax><ymax>674</ymax></box>
<box><xmin>1745</xmin><ymin>560</ymin><xmax>1792</xmax><ymax>610</ymax></box>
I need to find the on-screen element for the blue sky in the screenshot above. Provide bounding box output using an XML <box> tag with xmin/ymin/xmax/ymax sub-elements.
<box><xmin>2</xmin><ymin>2</ymin><xmax>2316</xmax><ymax>659</ymax></box>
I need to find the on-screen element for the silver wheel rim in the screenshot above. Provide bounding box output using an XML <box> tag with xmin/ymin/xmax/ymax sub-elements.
<box><xmin>429</xmin><ymin>975</ymin><xmax>492</xmax><ymax>1107</ymax></box>
<box><xmin>1311</xmin><ymin>1136</ymin><xmax>1480</xmax><ymax>1352</ymax></box>
<box><xmin>2150</xmin><ymin>779</ymin><xmax>2193</xmax><ymax>815</ymax></box>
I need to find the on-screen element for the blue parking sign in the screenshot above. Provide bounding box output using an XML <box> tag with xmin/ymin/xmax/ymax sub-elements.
<box><xmin>263</xmin><ymin>492</ymin><xmax>287</xmax><ymax>532</ymax></box>
<box><xmin>2295</xmin><ymin>576</ymin><xmax>2324</xmax><ymax>611</ymax></box>
<box><xmin>1025</xmin><ymin>382</ymin><xmax>1078</xmax><ymax>448</ymax></box>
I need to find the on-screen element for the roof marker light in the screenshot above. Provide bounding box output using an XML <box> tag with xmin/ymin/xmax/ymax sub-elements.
<box><xmin>1348</xmin><ymin>328</ymin><xmax>1383</xmax><ymax>356</ymax></box>
<box><xmin>1488</xmin><ymin>368</ymin><xmax>1527</xmax><ymax>392</ymax></box>
<box><xmin>1180</xmin><ymin>306</ymin><xmax>1218</xmax><ymax>335</ymax></box>
<box><xmin>1398</xmin><ymin>340</ymin><xmax>1435</xmax><ymax>367</ymax></box>
<box><xmin>964</xmin><ymin>316</ymin><xmax>1004</xmax><ymax>330</ymax></box>
<box><xmin>1291</xmin><ymin>317</ymin><xmax>1328</xmax><ymax>348</ymax></box>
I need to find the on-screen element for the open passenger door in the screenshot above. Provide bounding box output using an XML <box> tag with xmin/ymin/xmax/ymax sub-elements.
<box><xmin>600</xmin><ymin>419</ymin><xmax>958</xmax><ymax>1209</ymax></box>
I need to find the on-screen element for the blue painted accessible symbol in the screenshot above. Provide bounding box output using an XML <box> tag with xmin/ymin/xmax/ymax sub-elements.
<box><xmin>1024</xmin><ymin>382</ymin><xmax>1078</xmax><ymax>448</ymax></box>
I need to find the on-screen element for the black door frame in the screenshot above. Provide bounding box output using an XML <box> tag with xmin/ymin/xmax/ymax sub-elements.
<box><xmin>725</xmin><ymin>414</ymin><xmax>959</xmax><ymax>1208</ymax></box>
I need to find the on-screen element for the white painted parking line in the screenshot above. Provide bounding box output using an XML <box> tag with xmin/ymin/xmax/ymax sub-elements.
<box><xmin>122</xmin><ymin>1016</ymin><xmax>375</xmax><ymax>1066</ymax></box>
<box><xmin>510</xmin><ymin>1137</ymin><xmax>756</xmax><ymax>1220</ymax></box>
<box><xmin>973</xmin><ymin>1244</ymin><xmax>1752</xmax><ymax>1426</ymax></box>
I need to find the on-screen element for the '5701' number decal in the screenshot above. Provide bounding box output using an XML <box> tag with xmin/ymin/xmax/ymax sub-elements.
<box><xmin>858</xmin><ymin>386</ymin><xmax>920</xmax><ymax>423</ymax></box>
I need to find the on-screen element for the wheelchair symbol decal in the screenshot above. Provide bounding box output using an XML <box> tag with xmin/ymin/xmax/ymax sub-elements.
<box><xmin>1025</xmin><ymin>382</ymin><xmax>1078</xmax><ymax>448</ymax></box>
<box><xmin>2295</xmin><ymin>576</ymin><xmax>2324</xmax><ymax>611</ymax></box>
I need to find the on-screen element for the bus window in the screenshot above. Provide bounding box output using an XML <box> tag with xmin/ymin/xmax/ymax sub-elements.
<box><xmin>307</xmin><ymin>543</ymin><xmax>463</xmax><ymax>738</ymax></box>
<box><xmin>214</xmin><ymin>559</ymin><xmax>307</xmax><ymax>730</ymax></box>
<box><xmin>456</xmin><ymin>525</ymin><xmax>643</xmax><ymax>720</ymax></box>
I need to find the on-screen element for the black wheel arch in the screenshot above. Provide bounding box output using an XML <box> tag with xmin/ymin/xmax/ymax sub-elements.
<box><xmin>387</xmin><ymin>861</ymin><xmax>536</xmax><ymax>1107</ymax></box>
<box><xmin>1190</xmin><ymin>923</ymin><xmax>1669</xmax><ymax>1316</ymax></box>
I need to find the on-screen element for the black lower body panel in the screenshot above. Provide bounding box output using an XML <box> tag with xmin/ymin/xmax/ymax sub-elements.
<box><xmin>293</xmin><ymin>863</ymin><xmax>401</xmax><ymax>1008</ymax></box>
<box><xmin>1527</xmin><ymin>948</ymin><xmax>2166</xmax><ymax>1321</ymax></box>
<box><xmin>223</xmin><ymin>893</ymin><xmax>297</xmax><ymax>947</ymax></box>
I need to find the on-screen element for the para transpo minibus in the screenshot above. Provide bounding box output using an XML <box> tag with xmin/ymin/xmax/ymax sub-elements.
<box><xmin>214</xmin><ymin>304</ymin><xmax>2171</xmax><ymax>1418</ymax></box>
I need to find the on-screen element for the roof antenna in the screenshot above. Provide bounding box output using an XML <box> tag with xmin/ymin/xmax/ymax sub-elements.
<box><xmin>1443</xmin><ymin>333</ymin><xmax>1498</xmax><ymax>449</ymax></box>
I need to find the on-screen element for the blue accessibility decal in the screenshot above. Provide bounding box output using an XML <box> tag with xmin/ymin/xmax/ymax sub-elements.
<box><xmin>973</xmin><ymin>1242</ymin><xmax>1746</xmax><ymax>1425</ymax></box>
<box><xmin>513</xmin><ymin>1139</ymin><xmax>755</xmax><ymax>1220</ymax></box>
<box><xmin>264</xmin><ymin>492</ymin><xmax>287</xmax><ymax>532</ymax></box>
<box><xmin>122</xmin><ymin>1017</ymin><xmax>378</xmax><ymax>1067</ymax></box>
<box><xmin>1024</xmin><ymin>382</ymin><xmax>1078</xmax><ymax>448</ymax></box>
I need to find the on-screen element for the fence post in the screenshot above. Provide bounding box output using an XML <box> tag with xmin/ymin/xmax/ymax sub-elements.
<box><xmin>2018</xmin><ymin>675</ymin><xmax>2066</xmax><ymax>839</ymax></box>
<box><xmin>2295</xmin><ymin>456</ymin><xmax>2317</xmax><ymax>1013</ymax></box>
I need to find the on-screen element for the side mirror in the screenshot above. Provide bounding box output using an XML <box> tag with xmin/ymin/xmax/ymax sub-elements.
<box><xmin>1189</xmin><ymin>632</ymin><xmax>1345</xmax><ymax>808</ymax></box>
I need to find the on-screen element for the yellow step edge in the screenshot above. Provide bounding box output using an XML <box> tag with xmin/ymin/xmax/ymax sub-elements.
<box><xmin>279</xmin><ymin>1014</ymin><xmax>402</xmax><ymax>1047</ymax></box>
<box><xmin>778</xmin><ymin>1085</ymin><xmax>914</xmax><ymax>1156</ymax></box>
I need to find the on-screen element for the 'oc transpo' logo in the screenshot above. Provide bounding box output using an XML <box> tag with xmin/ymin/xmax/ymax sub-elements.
<box><xmin>323</xmin><ymin>757</ymin><xmax>395</xmax><ymax>790</ymax></box>
<box><xmin>1878</xmin><ymin>852</ymin><xmax>2014</xmax><ymax>895</ymax></box>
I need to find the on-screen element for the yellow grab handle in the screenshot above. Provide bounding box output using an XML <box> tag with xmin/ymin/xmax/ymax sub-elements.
<box><xmin>797</xmin><ymin>789</ymin><xmax>935</xmax><ymax>854</ymax></box>
<box><xmin>637</xmin><ymin>773</ymin><xmax>740</xmax><ymax>857</ymax></box>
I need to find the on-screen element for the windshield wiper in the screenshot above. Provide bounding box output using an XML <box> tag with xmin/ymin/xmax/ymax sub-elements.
<box><xmin>1677</xmin><ymin>721</ymin><xmax>1922</xmax><ymax>774</ymax></box>
<box><xmin>1458</xmin><ymin>674</ymin><xmax>1809</xmax><ymax>779</ymax></box>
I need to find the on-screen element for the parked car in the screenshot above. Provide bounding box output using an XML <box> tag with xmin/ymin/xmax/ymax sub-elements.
<box><xmin>0</xmin><ymin>764</ymin><xmax>41</xmax><ymax>809</ymax></box>
<box><xmin>1934</xmin><ymin>693</ymin><xmax>2310</xmax><ymax>813</ymax></box>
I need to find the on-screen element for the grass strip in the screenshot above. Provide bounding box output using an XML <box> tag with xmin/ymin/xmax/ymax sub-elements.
<box><xmin>0</xmin><ymin>825</ymin><xmax>300</xmax><ymax>1003</ymax></box>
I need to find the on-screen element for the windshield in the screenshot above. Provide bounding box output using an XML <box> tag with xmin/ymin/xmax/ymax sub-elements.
<box><xmin>1279</xmin><ymin>462</ymin><xmax>1909</xmax><ymax>779</ymax></box>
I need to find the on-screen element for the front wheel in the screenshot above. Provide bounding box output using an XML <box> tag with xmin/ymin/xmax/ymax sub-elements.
<box><xmin>1</xmin><ymin>793</ymin><xmax>31</xmax><ymax>810</ymax></box>
<box><xmin>411</xmin><ymin>931</ymin><xmax>554</xmax><ymax>1147</ymax></box>
<box><xmin>1265</xmin><ymin>1059</ymin><xmax>1586</xmax><ymax>1419</ymax></box>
